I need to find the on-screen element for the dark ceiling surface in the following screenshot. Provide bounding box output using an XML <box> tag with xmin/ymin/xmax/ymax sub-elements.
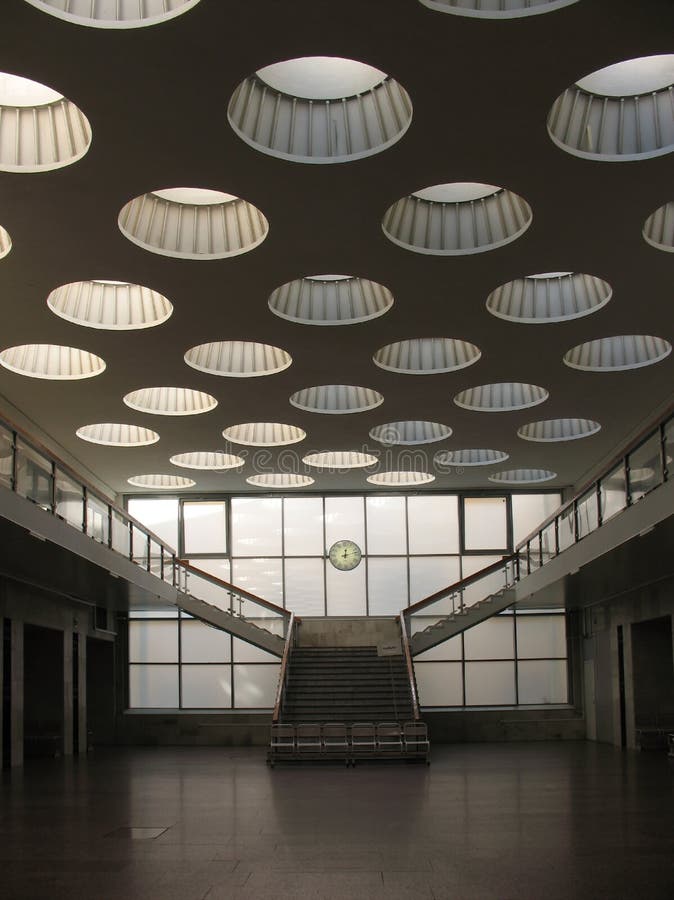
<box><xmin>0</xmin><ymin>0</ymin><xmax>672</xmax><ymax>497</ymax></box>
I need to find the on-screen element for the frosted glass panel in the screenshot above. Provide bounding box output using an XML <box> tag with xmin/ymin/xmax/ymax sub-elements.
<box><xmin>628</xmin><ymin>433</ymin><xmax>663</xmax><ymax>501</ymax></box>
<box><xmin>129</xmin><ymin>620</ymin><xmax>178</xmax><ymax>662</ymax></box>
<box><xmin>324</xmin><ymin>497</ymin><xmax>365</xmax><ymax>549</ymax></box>
<box><xmin>183</xmin><ymin>501</ymin><xmax>227</xmax><ymax>554</ymax></box>
<box><xmin>465</xmin><ymin>661</ymin><xmax>516</xmax><ymax>705</ymax></box>
<box><xmin>231</xmin><ymin>498</ymin><xmax>282</xmax><ymax>556</ymax></box>
<box><xmin>129</xmin><ymin>665</ymin><xmax>179</xmax><ymax>707</ymax></box>
<box><xmin>231</xmin><ymin>559</ymin><xmax>283</xmax><ymax>607</ymax></box>
<box><xmin>409</xmin><ymin>556</ymin><xmax>461</xmax><ymax>607</ymax></box>
<box><xmin>518</xmin><ymin>660</ymin><xmax>568</xmax><ymax>704</ymax></box>
<box><xmin>366</xmin><ymin>497</ymin><xmax>407</xmax><ymax>555</ymax></box>
<box><xmin>181</xmin><ymin>665</ymin><xmax>232</xmax><ymax>708</ymax></box>
<box><xmin>461</xmin><ymin>555</ymin><xmax>505</xmax><ymax>608</ymax></box>
<box><xmin>512</xmin><ymin>493</ymin><xmax>561</xmax><ymax>546</ymax></box>
<box><xmin>416</xmin><ymin>662</ymin><xmax>463</xmax><ymax>706</ymax></box>
<box><xmin>234</xmin><ymin>664</ymin><xmax>281</xmax><ymax>707</ymax></box>
<box><xmin>516</xmin><ymin>615</ymin><xmax>567</xmax><ymax>658</ymax></box>
<box><xmin>326</xmin><ymin>564</ymin><xmax>366</xmax><ymax>616</ymax></box>
<box><xmin>188</xmin><ymin>557</ymin><xmax>231</xmax><ymax>584</ymax></box>
<box><xmin>284</xmin><ymin>497</ymin><xmax>324</xmax><ymax>556</ymax></box>
<box><xmin>464</xmin><ymin>496</ymin><xmax>507</xmax><ymax>550</ymax></box>
<box><xmin>128</xmin><ymin>497</ymin><xmax>179</xmax><ymax>549</ymax></box>
<box><xmin>463</xmin><ymin>616</ymin><xmax>514</xmax><ymax>659</ymax></box>
<box><xmin>407</xmin><ymin>496</ymin><xmax>459</xmax><ymax>554</ymax></box>
<box><xmin>368</xmin><ymin>558</ymin><xmax>408</xmax><ymax>615</ymax></box>
<box><xmin>181</xmin><ymin>620</ymin><xmax>231</xmax><ymax>662</ymax></box>
<box><xmin>285</xmin><ymin>558</ymin><xmax>325</xmax><ymax>616</ymax></box>
<box><xmin>415</xmin><ymin>635</ymin><xmax>462</xmax><ymax>661</ymax></box>
<box><xmin>232</xmin><ymin>638</ymin><xmax>278</xmax><ymax>662</ymax></box>
<box><xmin>600</xmin><ymin>465</ymin><xmax>627</xmax><ymax>522</ymax></box>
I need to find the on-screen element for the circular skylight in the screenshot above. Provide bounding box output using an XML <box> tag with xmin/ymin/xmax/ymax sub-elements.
<box><xmin>382</xmin><ymin>182</ymin><xmax>532</xmax><ymax>255</ymax></box>
<box><xmin>0</xmin><ymin>72</ymin><xmax>92</xmax><ymax>173</ymax></box>
<box><xmin>454</xmin><ymin>382</ymin><xmax>549</xmax><ymax>412</ymax></box>
<box><xmin>548</xmin><ymin>55</ymin><xmax>674</xmax><ymax>161</ymax></box>
<box><xmin>123</xmin><ymin>387</ymin><xmax>218</xmax><ymax>416</ymax></box>
<box><xmin>76</xmin><ymin>423</ymin><xmax>160</xmax><ymax>447</ymax></box>
<box><xmin>366</xmin><ymin>471</ymin><xmax>436</xmax><ymax>486</ymax></box>
<box><xmin>643</xmin><ymin>202</ymin><xmax>674</xmax><ymax>253</ymax></box>
<box><xmin>228</xmin><ymin>56</ymin><xmax>412</xmax><ymax>164</ymax></box>
<box><xmin>518</xmin><ymin>418</ymin><xmax>601</xmax><ymax>442</ymax></box>
<box><xmin>369</xmin><ymin>421</ymin><xmax>452</xmax><ymax>445</ymax></box>
<box><xmin>223</xmin><ymin>422</ymin><xmax>306</xmax><ymax>447</ymax></box>
<box><xmin>488</xmin><ymin>468</ymin><xmax>557</xmax><ymax>485</ymax></box>
<box><xmin>0</xmin><ymin>344</ymin><xmax>106</xmax><ymax>380</ymax></box>
<box><xmin>128</xmin><ymin>474</ymin><xmax>196</xmax><ymax>490</ymax></box>
<box><xmin>435</xmin><ymin>448</ymin><xmax>510</xmax><ymax>467</ymax></box>
<box><xmin>246</xmin><ymin>473</ymin><xmax>315</xmax><ymax>489</ymax></box>
<box><xmin>290</xmin><ymin>385</ymin><xmax>384</xmax><ymax>415</ymax></box>
<box><xmin>563</xmin><ymin>336</ymin><xmax>672</xmax><ymax>372</ymax></box>
<box><xmin>184</xmin><ymin>341</ymin><xmax>292</xmax><ymax>378</ymax></box>
<box><xmin>418</xmin><ymin>0</ymin><xmax>579</xmax><ymax>18</ymax></box>
<box><xmin>0</xmin><ymin>225</ymin><xmax>11</xmax><ymax>260</ymax></box>
<box><xmin>23</xmin><ymin>0</ymin><xmax>202</xmax><ymax>28</ymax></box>
<box><xmin>170</xmin><ymin>452</ymin><xmax>244</xmax><ymax>470</ymax></box>
<box><xmin>302</xmin><ymin>451</ymin><xmax>378</xmax><ymax>469</ymax></box>
<box><xmin>47</xmin><ymin>280</ymin><xmax>173</xmax><ymax>330</ymax></box>
<box><xmin>374</xmin><ymin>338</ymin><xmax>481</xmax><ymax>375</ymax></box>
<box><xmin>486</xmin><ymin>272</ymin><xmax>612</xmax><ymax>324</ymax></box>
<box><xmin>268</xmin><ymin>275</ymin><xmax>394</xmax><ymax>326</ymax></box>
<box><xmin>118</xmin><ymin>188</ymin><xmax>269</xmax><ymax>259</ymax></box>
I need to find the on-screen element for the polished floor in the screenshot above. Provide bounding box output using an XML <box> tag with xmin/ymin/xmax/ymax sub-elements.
<box><xmin>1</xmin><ymin>742</ymin><xmax>673</xmax><ymax>900</ymax></box>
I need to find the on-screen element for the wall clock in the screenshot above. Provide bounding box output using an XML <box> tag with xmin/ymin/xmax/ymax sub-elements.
<box><xmin>328</xmin><ymin>539</ymin><xmax>362</xmax><ymax>571</ymax></box>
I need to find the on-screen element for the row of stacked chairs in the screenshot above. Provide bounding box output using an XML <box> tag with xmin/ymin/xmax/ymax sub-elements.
<box><xmin>268</xmin><ymin>721</ymin><xmax>430</xmax><ymax>766</ymax></box>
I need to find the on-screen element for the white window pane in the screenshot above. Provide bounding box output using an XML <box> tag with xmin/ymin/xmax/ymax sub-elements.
<box><xmin>231</xmin><ymin>498</ymin><xmax>282</xmax><ymax>556</ymax></box>
<box><xmin>511</xmin><ymin>493</ymin><xmax>561</xmax><ymax>546</ymax></box>
<box><xmin>181</xmin><ymin>620</ymin><xmax>231</xmax><ymax>662</ymax></box>
<box><xmin>600</xmin><ymin>465</ymin><xmax>627</xmax><ymax>522</ymax></box>
<box><xmin>129</xmin><ymin>665</ymin><xmax>178</xmax><ymax>707</ymax></box>
<box><xmin>188</xmin><ymin>557</ymin><xmax>231</xmax><ymax>584</ymax></box>
<box><xmin>516</xmin><ymin>615</ymin><xmax>567</xmax><ymax>659</ymax></box>
<box><xmin>129</xmin><ymin>620</ymin><xmax>178</xmax><ymax>662</ymax></box>
<box><xmin>284</xmin><ymin>497</ymin><xmax>324</xmax><ymax>556</ymax></box>
<box><xmin>234</xmin><ymin>664</ymin><xmax>281</xmax><ymax>707</ymax></box>
<box><xmin>129</xmin><ymin>608</ymin><xmax>179</xmax><ymax>619</ymax></box>
<box><xmin>463</xmin><ymin>616</ymin><xmax>514</xmax><ymax>660</ymax></box>
<box><xmin>183</xmin><ymin>501</ymin><xmax>227</xmax><ymax>554</ymax></box>
<box><xmin>285</xmin><ymin>557</ymin><xmax>325</xmax><ymax>616</ymax></box>
<box><xmin>326</xmin><ymin>564</ymin><xmax>366</xmax><ymax>616</ymax></box>
<box><xmin>324</xmin><ymin>497</ymin><xmax>365</xmax><ymax>549</ymax></box>
<box><xmin>368</xmin><ymin>558</ymin><xmax>408</xmax><ymax>615</ymax></box>
<box><xmin>465</xmin><ymin>661</ymin><xmax>516</xmax><ymax>705</ymax></box>
<box><xmin>518</xmin><ymin>660</ymin><xmax>568</xmax><ymax>704</ymax></box>
<box><xmin>407</xmin><ymin>496</ymin><xmax>459</xmax><ymax>554</ymax></box>
<box><xmin>127</xmin><ymin>497</ymin><xmax>179</xmax><ymax>549</ymax></box>
<box><xmin>464</xmin><ymin>496</ymin><xmax>508</xmax><ymax>550</ymax></box>
<box><xmin>416</xmin><ymin>662</ymin><xmax>463</xmax><ymax>706</ymax></box>
<box><xmin>461</xmin><ymin>555</ymin><xmax>507</xmax><ymax>608</ymax></box>
<box><xmin>366</xmin><ymin>497</ymin><xmax>407</xmax><ymax>555</ymax></box>
<box><xmin>415</xmin><ymin>634</ymin><xmax>462</xmax><ymax>661</ymax></box>
<box><xmin>409</xmin><ymin>556</ymin><xmax>461</xmax><ymax>607</ymax></box>
<box><xmin>181</xmin><ymin>665</ymin><xmax>232</xmax><ymax>708</ymax></box>
<box><xmin>232</xmin><ymin>638</ymin><xmax>278</xmax><ymax>663</ymax></box>
<box><xmin>231</xmin><ymin>559</ymin><xmax>283</xmax><ymax>607</ymax></box>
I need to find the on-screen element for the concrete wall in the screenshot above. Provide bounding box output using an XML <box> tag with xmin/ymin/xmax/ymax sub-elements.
<box><xmin>297</xmin><ymin>617</ymin><xmax>400</xmax><ymax>649</ymax></box>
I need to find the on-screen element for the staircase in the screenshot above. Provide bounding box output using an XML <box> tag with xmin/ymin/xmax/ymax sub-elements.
<box><xmin>410</xmin><ymin>587</ymin><xmax>517</xmax><ymax>655</ymax></box>
<box><xmin>279</xmin><ymin>646</ymin><xmax>415</xmax><ymax>723</ymax></box>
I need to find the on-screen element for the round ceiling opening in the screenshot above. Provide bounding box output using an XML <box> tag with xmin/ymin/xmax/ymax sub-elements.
<box><xmin>246</xmin><ymin>474</ymin><xmax>315</xmax><ymax>489</ymax></box>
<box><xmin>128</xmin><ymin>474</ymin><xmax>196</xmax><ymax>489</ymax></box>
<box><xmin>169</xmin><ymin>452</ymin><xmax>244</xmax><ymax>470</ymax></box>
<box><xmin>76</xmin><ymin>423</ymin><xmax>160</xmax><ymax>447</ymax></box>
<box><xmin>374</xmin><ymin>338</ymin><xmax>481</xmax><ymax>374</ymax></box>
<box><xmin>643</xmin><ymin>202</ymin><xmax>674</xmax><ymax>253</ymax></box>
<box><xmin>0</xmin><ymin>344</ymin><xmax>105</xmax><ymax>380</ymax></box>
<box><xmin>454</xmin><ymin>382</ymin><xmax>549</xmax><ymax>412</ymax></box>
<box><xmin>488</xmin><ymin>468</ymin><xmax>557</xmax><ymax>484</ymax></box>
<box><xmin>223</xmin><ymin>423</ymin><xmax>306</xmax><ymax>447</ymax></box>
<box><xmin>47</xmin><ymin>280</ymin><xmax>173</xmax><ymax>330</ymax></box>
<box><xmin>486</xmin><ymin>272</ymin><xmax>612</xmax><ymax>324</ymax></box>
<box><xmin>518</xmin><ymin>418</ymin><xmax>601</xmax><ymax>442</ymax></box>
<box><xmin>184</xmin><ymin>341</ymin><xmax>292</xmax><ymax>377</ymax></box>
<box><xmin>290</xmin><ymin>385</ymin><xmax>384</xmax><ymax>415</ymax></box>
<box><xmin>123</xmin><ymin>387</ymin><xmax>218</xmax><ymax>416</ymax></box>
<box><xmin>0</xmin><ymin>225</ymin><xmax>12</xmax><ymax>260</ymax></box>
<box><xmin>369</xmin><ymin>421</ymin><xmax>452</xmax><ymax>445</ymax></box>
<box><xmin>268</xmin><ymin>275</ymin><xmax>394</xmax><ymax>326</ymax></box>
<box><xmin>417</xmin><ymin>0</ymin><xmax>580</xmax><ymax>19</ymax></box>
<box><xmin>23</xmin><ymin>0</ymin><xmax>202</xmax><ymax>28</ymax></box>
<box><xmin>366</xmin><ymin>471</ymin><xmax>435</xmax><ymax>486</ymax></box>
<box><xmin>435</xmin><ymin>448</ymin><xmax>509</xmax><ymax>467</ymax></box>
<box><xmin>302</xmin><ymin>451</ymin><xmax>378</xmax><ymax>469</ymax></box>
<box><xmin>563</xmin><ymin>336</ymin><xmax>672</xmax><ymax>372</ymax></box>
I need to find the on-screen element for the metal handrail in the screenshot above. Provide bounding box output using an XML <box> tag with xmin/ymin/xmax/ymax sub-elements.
<box><xmin>177</xmin><ymin>559</ymin><xmax>291</xmax><ymax>620</ymax></box>
<box><xmin>405</xmin><ymin>554</ymin><xmax>517</xmax><ymax>617</ymax></box>
<box><xmin>399</xmin><ymin>612</ymin><xmax>420</xmax><ymax>721</ymax></box>
<box><xmin>272</xmin><ymin>612</ymin><xmax>296</xmax><ymax>724</ymax></box>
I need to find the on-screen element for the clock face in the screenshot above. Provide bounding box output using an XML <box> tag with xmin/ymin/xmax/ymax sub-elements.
<box><xmin>328</xmin><ymin>539</ymin><xmax>362</xmax><ymax>571</ymax></box>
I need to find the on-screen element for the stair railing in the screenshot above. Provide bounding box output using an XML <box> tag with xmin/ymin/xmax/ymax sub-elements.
<box><xmin>399</xmin><ymin>612</ymin><xmax>421</xmax><ymax>721</ymax></box>
<box><xmin>272</xmin><ymin>612</ymin><xmax>296</xmax><ymax>724</ymax></box>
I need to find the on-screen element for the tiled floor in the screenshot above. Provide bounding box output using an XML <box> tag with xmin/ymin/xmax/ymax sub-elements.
<box><xmin>1</xmin><ymin>742</ymin><xmax>673</xmax><ymax>899</ymax></box>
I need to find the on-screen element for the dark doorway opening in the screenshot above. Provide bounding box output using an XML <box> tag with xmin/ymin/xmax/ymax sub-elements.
<box><xmin>632</xmin><ymin>616</ymin><xmax>674</xmax><ymax>736</ymax></box>
<box><xmin>23</xmin><ymin>623</ymin><xmax>64</xmax><ymax>759</ymax></box>
<box><xmin>86</xmin><ymin>637</ymin><xmax>115</xmax><ymax>747</ymax></box>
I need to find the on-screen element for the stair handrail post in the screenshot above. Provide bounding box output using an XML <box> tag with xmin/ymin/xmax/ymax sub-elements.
<box><xmin>272</xmin><ymin>611</ymin><xmax>295</xmax><ymax>725</ymax></box>
<box><xmin>399</xmin><ymin>612</ymin><xmax>421</xmax><ymax>721</ymax></box>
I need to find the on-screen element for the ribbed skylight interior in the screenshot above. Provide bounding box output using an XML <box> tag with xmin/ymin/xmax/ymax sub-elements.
<box><xmin>369</xmin><ymin>421</ymin><xmax>452</xmax><ymax>445</ymax></box>
<box><xmin>123</xmin><ymin>387</ymin><xmax>217</xmax><ymax>416</ymax></box>
<box><xmin>0</xmin><ymin>344</ymin><xmax>105</xmax><ymax>380</ymax></box>
<box><xmin>435</xmin><ymin>448</ymin><xmax>509</xmax><ymax>467</ymax></box>
<box><xmin>169</xmin><ymin>452</ymin><xmax>244</xmax><ymax>470</ymax></box>
<box><xmin>23</xmin><ymin>0</ymin><xmax>202</xmax><ymax>28</ymax></box>
<box><xmin>48</xmin><ymin>281</ymin><xmax>173</xmax><ymax>330</ymax></box>
<box><xmin>454</xmin><ymin>382</ymin><xmax>549</xmax><ymax>412</ymax></box>
<box><xmin>374</xmin><ymin>338</ymin><xmax>481</xmax><ymax>374</ymax></box>
<box><xmin>184</xmin><ymin>341</ymin><xmax>292</xmax><ymax>377</ymax></box>
<box><xmin>222</xmin><ymin>423</ymin><xmax>306</xmax><ymax>447</ymax></box>
<box><xmin>488</xmin><ymin>468</ymin><xmax>557</xmax><ymax>484</ymax></box>
<box><xmin>366</xmin><ymin>471</ymin><xmax>435</xmax><ymax>486</ymax></box>
<box><xmin>246</xmin><ymin>474</ymin><xmax>315</xmax><ymax>489</ymax></box>
<box><xmin>127</xmin><ymin>474</ymin><xmax>196</xmax><ymax>489</ymax></box>
<box><xmin>643</xmin><ymin>202</ymin><xmax>674</xmax><ymax>253</ymax></box>
<box><xmin>518</xmin><ymin>418</ymin><xmax>601</xmax><ymax>442</ymax></box>
<box><xmin>76</xmin><ymin>423</ymin><xmax>160</xmax><ymax>447</ymax></box>
<box><xmin>486</xmin><ymin>273</ymin><xmax>612</xmax><ymax>323</ymax></box>
<box><xmin>268</xmin><ymin>275</ymin><xmax>394</xmax><ymax>325</ymax></box>
<box><xmin>0</xmin><ymin>225</ymin><xmax>11</xmax><ymax>260</ymax></box>
<box><xmin>302</xmin><ymin>451</ymin><xmax>378</xmax><ymax>469</ymax></box>
<box><xmin>563</xmin><ymin>336</ymin><xmax>672</xmax><ymax>372</ymax></box>
<box><xmin>418</xmin><ymin>0</ymin><xmax>579</xmax><ymax>18</ymax></box>
<box><xmin>290</xmin><ymin>385</ymin><xmax>384</xmax><ymax>415</ymax></box>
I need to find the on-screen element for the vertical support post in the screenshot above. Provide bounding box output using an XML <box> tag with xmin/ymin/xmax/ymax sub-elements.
<box><xmin>10</xmin><ymin>620</ymin><xmax>23</xmax><ymax>768</ymax></box>
<box><xmin>63</xmin><ymin>627</ymin><xmax>73</xmax><ymax>756</ymax></box>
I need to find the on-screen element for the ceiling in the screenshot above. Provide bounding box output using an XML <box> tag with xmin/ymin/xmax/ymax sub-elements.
<box><xmin>0</xmin><ymin>0</ymin><xmax>672</xmax><ymax>498</ymax></box>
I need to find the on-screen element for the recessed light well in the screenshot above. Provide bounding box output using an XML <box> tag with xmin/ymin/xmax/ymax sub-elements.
<box><xmin>0</xmin><ymin>344</ymin><xmax>106</xmax><ymax>380</ymax></box>
<box><xmin>123</xmin><ymin>387</ymin><xmax>218</xmax><ymax>416</ymax></box>
<box><xmin>418</xmin><ymin>0</ymin><xmax>579</xmax><ymax>18</ymax></box>
<box><xmin>76</xmin><ymin>423</ymin><xmax>160</xmax><ymax>447</ymax></box>
<box><xmin>486</xmin><ymin>272</ymin><xmax>612</xmax><ymax>324</ymax></box>
<box><xmin>228</xmin><ymin>56</ymin><xmax>412</xmax><ymax>164</ymax></box>
<box><xmin>382</xmin><ymin>182</ymin><xmax>532</xmax><ymax>255</ymax></box>
<box><xmin>0</xmin><ymin>225</ymin><xmax>11</xmax><ymax>260</ymax></box>
<box><xmin>303</xmin><ymin>451</ymin><xmax>378</xmax><ymax>469</ymax></box>
<box><xmin>23</xmin><ymin>0</ymin><xmax>202</xmax><ymax>28</ymax></box>
<box><xmin>170</xmin><ymin>452</ymin><xmax>244</xmax><ymax>470</ymax></box>
<box><xmin>366</xmin><ymin>471</ymin><xmax>435</xmax><ymax>486</ymax></box>
<box><xmin>48</xmin><ymin>281</ymin><xmax>173</xmax><ymax>330</ymax></box>
<box><xmin>290</xmin><ymin>385</ymin><xmax>384</xmax><ymax>415</ymax></box>
<box><xmin>435</xmin><ymin>448</ymin><xmax>509</xmax><ymax>467</ymax></box>
<box><xmin>374</xmin><ymin>338</ymin><xmax>481</xmax><ymax>374</ymax></box>
<box><xmin>223</xmin><ymin>423</ymin><xmax>306</xmax><ymax>447</ymax></box>
<box><xmin>118</xmin><ymin>188</ymin><xmax>269</xmax><ymax>260</ymax></box>
<box><xmin>518</xmin><ymin>418</ymin><xmax>601</xmax><ymax>442</ymax></box>
<box><xmin>548</xmin><ymin>55</ymin><xmax>674</xmax><ymax>161</ymax></box>
<box><xmin>563</xmin><ymin>336</ymin><xmax>672</xmax><ymax>372</ymax></box>
<box><xmin>488</xmin><ymin>468</ymin><xmax>557</xmax><ymax>484</ymax></box>
<box><xmin>246</xmin><ymin>474</ymin><xmax>315</xmax><ymax>489</ymax></box>
<box><xmin>369</xmin><ymin>421</ymin><xmax>452</xmax><ymax>445</ymax></box>
<box><xmin>0</xmin><ymin>72</ymin><xmax>91</xmax><ymax>172</ymax></box>
<box><xmin>643</xmin><ymin>202</ymin><xmax>674</xmax><ymax>253</ymax></box>
<box><xmin>454</xmin><ymin>382</ymin><xmax>549</xmax><ymax>412</ymax></box>
<box><xmin>127</xmin><ymin>474</ymin><xmax>196</xmax><ymax>490</ymax></box>
<box><xmin>268</xmin><ymin>275</ymin><xmax>394</xmax><ymax>326</ymax></box>
<box><xmin>184</xmin><ymin>341</ymin><xmax>292</xmax><ymax>378</ymax></box>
